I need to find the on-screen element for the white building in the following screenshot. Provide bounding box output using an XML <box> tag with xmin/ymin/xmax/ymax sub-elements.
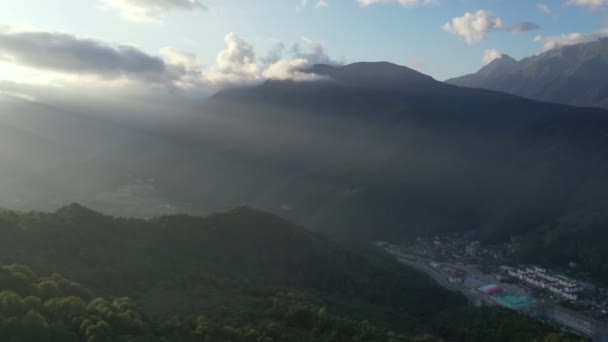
<box><xmin>506</xmin><ymin>265</ymin><xmax>581</xmax><ymax>301</ymax></box>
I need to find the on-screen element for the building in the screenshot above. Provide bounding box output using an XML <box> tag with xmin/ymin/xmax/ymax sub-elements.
<box><xmin>505</xmin><ymin>265</ymin><xmax>581</xmax><ymax>301</ymax></box>
<box><xmin>465</xmin><ymin>241</ymin><xmax>480</xmax><ymax>256</ymax></box>
<box><xmin>478</xmin><ymin>284</ymin><xmax>504</xmax><ymax>295</ymax></box>
<box><xmin>448</xmin><ymin>274</ymin><xmax>465</xmax><ymax>284</ymax></box>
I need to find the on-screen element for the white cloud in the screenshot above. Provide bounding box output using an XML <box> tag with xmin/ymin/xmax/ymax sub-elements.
<box><xmin>263</xmin><ymin>59</ymin><xmax>322</xmax><ymax>81</ymax></box>
<box><xmin>296</xmin><ymin>0</ymin><xmax>309</xmax><ymax>11</ymax></box>
<box><xmin>443</xmin><ymin>10</ymin><xmax>503</xmax><ymax>45</ymax></box>
<box><xmin>297</xmin><ymin>0</ymin><xmax>329</xmax><ymax>11</ymax></box>
<box><xmin>482</xmin><ymin>49</ymin><xmax>503</xmax><ymax>65</ymax></box>
<box><xmin>292</xmin><ymin>37</ymin><xmax>335</xmax><ymax>64</ymax></box>
<box><xmin>357</xmin><ymin>0</ymin><xmax>439</xmax><ymax>7</ymax></box>
<box><xmin>206</xmin><ymin>33</ymin><xmax>262</xmax><ymax>85</ymax></box>
<box><xmin>160</xmin><ymin>47</ymin><xmax>204</xmax><ymax>89</ymax></box>
<box><xmin>565</xmin><ymin>0</ymin><xmax>608</xmax><ymax>9</ymax></box>
<box><xmin>160</xmin><ymin>47</ymin><xmax>199</xmax><ymax>68</ymax></box>
<box><xmin>206</xmin><ymin>33</ymin><xmax>337</xmax><ymax>87</ymax></box>
<box><xmin>534</xmin><ymin>28</ymin><xmax>608</xmax><ymax>51</ymax></box>
<box><xmin>100</xmin><ymin>0</ymin><xmax>206</xmax><ymax>22</ymax></box>
<box><xmin>0</xmin><ymin>25</ymin><xmax>337</xmax><ymax>91</ymax></box>
<box><xmin>537</xmin><ymin>3</ymin><xmax>559</xmax><ymax>20</ymax></box>
<box><xmin>537</xmin><ymin>3</ymin><xmax>552</xmax><ymax>15</ymax></box>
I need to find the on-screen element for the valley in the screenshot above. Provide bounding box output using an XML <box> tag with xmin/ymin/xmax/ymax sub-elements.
<box><xmin>3</xmin><ymin>1</ymin><xmax>608</xmax><ymax>341</ymax></box>
<box><xmin>379</xmin><ymin>241</ymin><xmax>608</xmax><ymax>340</ymax></box>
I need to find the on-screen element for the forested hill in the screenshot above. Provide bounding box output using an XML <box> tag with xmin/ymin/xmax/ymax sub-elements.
<box><xmin>0</xmin><ymin>205</ymin><xmax>582</xmax><ymax>341</ymax></box>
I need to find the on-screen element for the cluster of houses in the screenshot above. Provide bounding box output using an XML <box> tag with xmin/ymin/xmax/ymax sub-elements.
<box><xmin>504</xmin><ymin>266</ymin><xmax>581</xmax><ymax>301</ymax></box>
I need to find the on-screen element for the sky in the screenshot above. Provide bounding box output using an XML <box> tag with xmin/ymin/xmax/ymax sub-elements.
<box><xmin>1</xmin><ymin>0</ymin><xmax>608</xmax><ymax>97</ymax></box>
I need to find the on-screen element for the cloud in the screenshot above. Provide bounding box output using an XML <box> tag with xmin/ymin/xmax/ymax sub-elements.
<box><xmin>261</xmin><ymin>43</ymin><xmax>287</xmax><ymax>64</ymax></box>
<box><xmin>357</xmin><ymin>0</ymin><xmax>439</xmax><ymax>7</ymax></box>
<box><xmin>565</xmin><ymin>0</ymin><xmax>608</xmax><ymax>9</ymax></box>
<box><xmin>0</xmin><ymin>30</ymin><xmax>163</xmax><ymax>77</ymax></box>
<box><xmin>534</xmin><ymin>28</ymin><xmax>608</xmax><ymax>51</ymax></box>
<box><xmin>296</xmin><ymin>0</ymin><xmax>309</xmax><ymax>11</ymax></box>
<box><xmin>443</xmin><ymin>10</ymin><xmax>503</xmax><ymax>45</ymax></box>
<box><xmin>0</xmin><ymin>25</ymin><xmax>338</xmax><ymax>91</ymax></box>
<box><xmin>263</xmin><ymin>59</ymin><xmax>322</xmax><ymax>81</ymax></box>
<box><xmin>508</xmin><ymin>21</ymin><xmax>540</xmax><ymax>34</ymax></box>
<box><xmin>0</xmin><ymin>26</ymin><xmax>201</xmax><ymax>88</ymax></box>
<box><xmin>291</xmin><ymin>37</ymin><xmax>336</xmax><ymax>64</ymax></box>
<box><xmin>0</xmin><ymin>83</ymin><xmax>38</xmax><ymax>102</ymax></box>
<box><xmin>160</xmin><ymin>47</ymin><xmax>199</xmax><ymax>67</ymax></box>
<box><xmin>537</xmin><ymin>3</ymin><xmax>559</xmax><ymax>20</ymax></box>
<box><xmin>160</xmin><ymin>47</ymin><xmax>204</xmax><ymax>89</ymax></box>
<box><xmin>482</xmin><ymin>49</ymin><xmax>503</xmax><ymax>65</ymax></box>
<box><xmin>100</xmin><ymin>0</ymin><xmax>206</xmax><ymax>22</ymax></box>
<box><xmin>537</xmin><ymin>3</ymin><xmax>552</xmax><ymax>15</ymax></box>
<box><xmin>206</xmin><ymin>33</ymin><xmax>338</xmax><ymax>87</ymax></box>
<box><xmin>297</xmin><ymin>0</ymin><xmax>329</xmax><ymax>11</ymax></box>
<box><xmin>206</xmin><ymin>33</ymin><xmax>262</xmax><ymax>85</ymax></box>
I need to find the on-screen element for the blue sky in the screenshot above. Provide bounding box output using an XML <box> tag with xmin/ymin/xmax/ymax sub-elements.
<box><xmin>0</xmin><ymin>0</ymin><xmax>607</xmax><ymax>90</ymax></box>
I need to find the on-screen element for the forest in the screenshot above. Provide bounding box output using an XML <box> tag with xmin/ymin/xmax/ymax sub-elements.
<box><xmin>0</xmin><ymin>204</ymin><xmax>585</xmax><ymax>341</ymax></box>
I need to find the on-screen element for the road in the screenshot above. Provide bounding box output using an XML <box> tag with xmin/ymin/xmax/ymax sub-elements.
<box><xmin>392</xmin><ymin>252</ymin><xmax>483</xmax><ymax>304</ymax></box>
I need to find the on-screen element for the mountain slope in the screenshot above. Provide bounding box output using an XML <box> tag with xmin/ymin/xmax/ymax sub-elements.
<box><xmin>446</xmin><ymin>38</ymin><xmax>608</xmax><ymax>109</ymax></box>
<box><xmin>445</xmin><ymin>54</ymin><xmax>520</xmax><ymax>88</ymax></box>
<box><xmin>0</xmin><ymin>204</ymin><xmax>463</xmax><ymax>324</ymax></box>
<box><xmin>0</xmin><ymin>206</ymin><xmax>581</xmax><ymax>341</ymax></box>
<box><xmin>193</xmin><ymin>62</ymin><xmax>608</xmax><ymax>243</ymax></box>
<box><xmin>309</xmin><ymin>61</ymin><xmax>438</xmax><ymax>88</ymax></box>
<box><xmin>4</xmin><ymin>61</ymin><xmax>608</xmax><ymax>282</ymax></box>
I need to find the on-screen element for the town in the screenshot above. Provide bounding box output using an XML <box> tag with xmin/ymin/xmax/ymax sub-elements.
<box><xmin>377</xmin><ymin>235</ymin><xmax>608</xmax><ymax>341</ymax></box>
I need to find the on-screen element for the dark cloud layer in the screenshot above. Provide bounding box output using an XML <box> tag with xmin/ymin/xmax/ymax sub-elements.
<box><xmin>0</xmin><ymin>30</ymin><xmax>166</xmax><ymax>80</ymax></box>
<box><xmin>508</xmin><ymin>21</ymin><xmax>540</xmax><ymax>34</ymax></box>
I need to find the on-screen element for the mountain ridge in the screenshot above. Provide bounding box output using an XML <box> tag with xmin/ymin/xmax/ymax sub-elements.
<box><xmin>446</xmin><ymin>39</ymin><xmax>608</xmax><ymax>109</ymax></box>
<box><xmin>4</xmin><ymin>59</ymin><xmax>608</xmax><ymax>282</ymax></box>
<box><xmin>308</xmin><ymin>61</ymin><xmax>438</xmax><ymax>87</ymax></box>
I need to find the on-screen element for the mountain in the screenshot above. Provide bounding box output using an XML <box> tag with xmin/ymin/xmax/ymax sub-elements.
<box><xmin>0</xmin><ymin>205</ymin><xmax>581</xmax><ymax>341</ymax></box>
<box><xmin>186</xmin><ymin>62</ymin><xmax>608</xmax><ymax>282</ymax></box>
<box><xmin>0</xmin><ymin>96</ymin><xmax>172</xmax><ymax>215</ymax></box>
<box><xmin>4</xmin><ymin>61</ymin><xmax>608</xmax><ymax>282</ymax></box>
<box><xmin>446</xmin><ymin>38</ymin><xmax>608</xmax><ymax>109</ymax></box>
<box><xmin>448</xmin><ymin>54</ymin><xmax>520</xmax><ymax>86</ymax></box>
<box><xmin>309</xmin><ymin>61</ymin><xmax>438</xmax><ymax>88</ymax></box>
<box><xmin>196</xmin><ymin>62</ymin><xmax>608</xmax><ymax>241</ymax></box>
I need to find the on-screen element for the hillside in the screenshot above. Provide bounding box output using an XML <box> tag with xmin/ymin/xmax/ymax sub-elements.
<box><xmin>187</xmin><ymin>62</ymin><xmax>608</xmax><ymax>282</ymax></box>
<box><xmin>0</xmin><ymin>204</ymin><xmax>463</xmax><ymax>330</ymax></box>
<box><xmin>0</xmin><ymin>205</ymin><xmax>581</xmax><ymax>341</ymax></box>
<box><xmin>446</xmin><ymin>39</ymin><xmax>608</xmax><ymax>109</ymax></box>
<box><xmin>196</xmin><ymin>62</ymin><xmax>608</xmax><ymax>242</ymax></box>
<box><xmin>4</xmin><ymin>61</ymin><xmax>608</xmax><ymax>282</ymax></box>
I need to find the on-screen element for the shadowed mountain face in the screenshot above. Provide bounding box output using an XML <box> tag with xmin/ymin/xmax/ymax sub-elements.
<box><xmin>3</xmin><ymin>62</ymin><xmax>608</xmax><ymax>250</ymax></box>
<box><xmin>446</xmin><ymin>39</ymin><xmax>608</xmax><ymax>109</ymax></box>
<box><xmin>192</xmin><ymin>62</ymin><xmax>608</xmax><ymax>244</ymax></box>
<box><xmin>309</xmin><ymin>62</ymin><xmax>438</xmax><ymax>88</ymax></box>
